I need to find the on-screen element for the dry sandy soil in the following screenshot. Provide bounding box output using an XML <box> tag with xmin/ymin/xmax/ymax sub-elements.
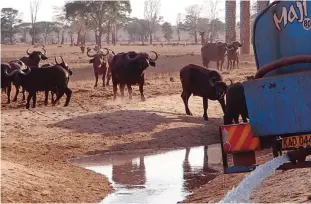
<box><xmin>1</xmin><ymin>44</ymin><xmax>310</xmax><ymax>203</ymax></box>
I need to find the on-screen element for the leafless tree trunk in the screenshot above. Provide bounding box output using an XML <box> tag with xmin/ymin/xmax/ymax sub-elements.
<box><xmin>240</xmin><ymin>0</ymin><xmax>250</xmax><ymax>54</ymax></box>
<box><xmin>29</xmin><ymin>0</ymin><xmax>41</xmax><ymax>45</ymax></box>
<box><xmin>144</xmin><ymin>0</ymin><xmax>161</xmax><ymax>45</ymax></box>
<box><xmin>61</xmin><ymin>30</ymin><xmax>65</xmax><ymax>44</ymax></box>
<box><xmin>176</xmin><ymin>13</ymin><xmax>182</xmax><ymax>42</ymax></box>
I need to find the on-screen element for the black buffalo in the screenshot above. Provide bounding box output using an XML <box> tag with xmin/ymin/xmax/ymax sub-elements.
<box><xmin>41</xmin><ymin>56</ymin><xmax>73</xmax><ymax>105</ymax></box>
<box><xmin>110</xmin><ymin>51</ymin><xmax>158</xmax><ymax>101</ymax></box>
<box><xmin>1</xmin><ymin>60</ymin><xmax>27</xmax><ymax>103</ymax></box>
<box><xmin>5</xmin><ymin>65</ymin><xmax>72</xmax><ymax>109</ymax></box>
<box><xmin>180</xmin><ymin>64</ymin><xmax>228</xmax><ymax>120</ymax></box>
<box><xmin>223</xmin><ymin>81</ymin><xmax>249</xmax><ymax>125</ymax></box>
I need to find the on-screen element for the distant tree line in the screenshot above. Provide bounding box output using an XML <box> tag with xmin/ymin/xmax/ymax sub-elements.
<box><xmin>1</xmin><ymin>0</ymin><xmax>228</xmax><ymax>45</ymax></box>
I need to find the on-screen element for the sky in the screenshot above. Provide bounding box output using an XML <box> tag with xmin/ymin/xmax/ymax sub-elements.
<box><xmin>0</xmin><ymin>0</ymin><xmax>257</xmax><ymax>25</ymax></box>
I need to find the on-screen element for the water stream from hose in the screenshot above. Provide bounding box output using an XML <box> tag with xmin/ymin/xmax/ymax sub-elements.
<box><xmin>219</xmin><ymin>154</ymin><xmax>290</xmax><ymax>203</ymax></box>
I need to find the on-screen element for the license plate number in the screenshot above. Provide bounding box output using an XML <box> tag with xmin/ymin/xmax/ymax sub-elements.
<box><xmin>282</xmin><ymin>134</ymin><xmax>311</xmax><ymax>149</ymax></box>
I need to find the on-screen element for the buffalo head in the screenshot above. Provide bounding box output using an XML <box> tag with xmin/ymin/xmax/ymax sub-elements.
<box><xmin>126</xmin><ymin>51</ymin><xmax>158</xmax><ymax>68</ymax></box>
<box><xmin>5</xmin><ymin>63</ymin><xmax>32</xmax><ymax>86</ymax></box>
<box><xmin>230</xmin><ymin>41</ymin><xmax>243</xmax><ymax>49</ymax></box>
<box><xmin>209</xmin><ymin>78</ymin><xmax>228</xmax><ymax>100</ymax></box>
<box><xmin>55</xmin><ymin>56</ymin><xmax>73</xmax><ymax>76</ymax></box>
<box><xmin>26</xmin><ymin>46</ymin><xmax>48</xmax><ymax>61</ymax></box>
<box><xmin>87</xmin><ymin>48</ymin><xmax>109</xmax><ymax>65</ymax></box>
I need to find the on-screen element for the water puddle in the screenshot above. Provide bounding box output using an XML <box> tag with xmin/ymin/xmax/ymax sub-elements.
<box><xmin>69</xmin><ymin>145</ymin><xmax>222</xmax><ymax>204</ymax></box>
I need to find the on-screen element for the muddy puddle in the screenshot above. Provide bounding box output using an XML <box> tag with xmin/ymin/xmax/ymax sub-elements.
<box><xmin>69</xmin><ymin>145</ymin><xmax>223</xmax><ymax>204</ymax></box>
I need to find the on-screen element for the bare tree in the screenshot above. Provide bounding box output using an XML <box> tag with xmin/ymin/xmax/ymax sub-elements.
<box><xmin>29</xmin><ymin>0</ymin><xmax>40</xmax><ymax>45</ymax></box>
<box><xmin>203</xmin><ymin>0</ymin><xmax>222</xmax><ymax>42</ymax></box>
<box><xmin>183</xmin><ymin>4</ymin><xmax>202</xmax><ymax>43</ymax></box>
<box><xmin>144</xmin><ymin>0</ymin><xmax>162</xmax><ymax>44</ymax></box>
<box><xmin>176</xmin><ymin>13</ymin><xmax>182</xmax><ymax>42</ymax></box>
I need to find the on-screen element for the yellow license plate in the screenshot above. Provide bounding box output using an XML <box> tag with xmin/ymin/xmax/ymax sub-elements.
<box><xmin>282</xmin><ymin>134</ymin><xmax>311</xmax><ymax>149</ymax></box>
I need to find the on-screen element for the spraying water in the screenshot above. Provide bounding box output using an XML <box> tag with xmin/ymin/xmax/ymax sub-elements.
<box><xmin>219</xmin><ymin>155</ymin><xmax>290</xmax><ymax>203</ymax></box>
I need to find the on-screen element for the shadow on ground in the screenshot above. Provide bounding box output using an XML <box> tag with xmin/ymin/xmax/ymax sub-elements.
<box><xmin>52</xmin><ymin>109</ymin><xmax>222</xmax><ymax>151</ymax></box>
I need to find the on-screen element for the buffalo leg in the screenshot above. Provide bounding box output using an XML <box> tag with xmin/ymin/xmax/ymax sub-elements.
<box><xmin>241</xmin><ymin>114</ymin><xmax>248</xmax><ymax>123</ymax></box>
<box><xmin>94</xmin><ymin>73</ymin><xmax>98</xmax><ymax>88</ymax></box>
<box><xmin>22</xmin><ymin>87</ymin><xmax>26</xmax><ymax>101</ymax></box>
<box><xmin>6</xmin><ymin>84</ymin><xmax>11</xmax><ymax>104</ymax></box>
<box><xmin>220</xmin><ymin>60</ymin><xmax>225</xmax><ymax>71</ymax></box>
<box><xmin>120</xmin><ymin>84</ymin><xmax>125</xmax><ymax>99</ymax></box>
<box><xmin>13</xmin><ymin>85</ymin><xmax>19</xmax><ymax>102</ymax></box>
<box><xmin>227</xmin><ymin>60</ymin><xmax>230</xmax><ymax>71</ymax></box>
<box><xmin>236</xmin><ymin>58</ymin><xmax>239</xmax><ymax>69</ymax></box>
<box><xmin>26</xmin><ymin>92</ymin><xmax>33</xmax><ymax>109</ymax></box>
<box><xmin>32</xmin><ymin>92</ymin><xmax>37</xmax><ymax>108</ymax></box>
<box><xmin>102</xmin><ymin>74</ymin><xmax>106</xmax><ymax>87</ymax></box>
<box><xmin>181</xmin><ymin>91</ymin><xmax>192</xmax><ymax>115</ymax></box>
<box><xmin>63</xmin><ymin>87</ymin><xmax>72</xmax><ymax>107</ymax></box>
<box><xmin>113</xmin><ymin>84</ymin><xmax>118</xmax><ymax>100</ymax></box>
<box><xmin>216</xmin><ymin>61</ymin><xmax>220</xmax><ymax>71</ymax></box>
<box><xmin>106</xmin><ymin>69</ymin><xmax>111</xmax><ymax>87</ymax></box>
<box><xmin>139</xmin><ymin>82</ymin><xmax>145</xmax><ymax>101</ymax></box>
<box><xmin>51</xmin><ymin>91</ymin><xmax>55</xmax><ymax>104</ymax></box>
<box><xmin>44</xmin><ymin>91</ymin><xmax>49</xmax><ymax>106</ymax></box>
<box><xmin>203</xmin><ymin>97</ymin><xmax>209</xmax><ymax>121</ymax></box>
<box><xmin>218</xmin><ymin>98</ymin><xmax>226</xmax><ymax>115</ymax></box>
<box><xmin>233</xmin><ymin>115</ymin><xmax>239</xmax><ymax>124</ymax></box>
<box><xmin>127</xmin><ymin>84</ymin><xmax>133</xmax><ymax>100</ymax></box>
<box><xmin>52</xmin><ymin>89</ymin><xmax>65</xmax><ymax>106</ymax></box>
<box><xmin>205</xmin><ymin>60</ymin><xmax>210</xmax><ymax>68</ymax></box>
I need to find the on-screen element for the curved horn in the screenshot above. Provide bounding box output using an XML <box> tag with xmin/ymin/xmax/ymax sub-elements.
<box><xmin>108</xmin><ymin>48</ymin><xmax>115</xmax><ymax>55</ymax></box>
<box><xmin>126</xmin><ymin>52</ymin><xmax>142</xmax><ymax>61</ymax></box>
<box><xmin>4</xmin><ymin>69</ymin><xmax>20</xmax><ymax>77</ymax></box>
<box><xmin>149</xmin><ymin>51</ymin><xmax>158</xmax><ymax>61</ymax></box>
<box><xmin>41</xmin><ymin>47</ymin><xmax>47</xmax><ymax>55</ymax></box>
<box><xmin>225</xmin><ymin>78</ymin><xmax>233</xmax><ymax>86</ymax></box>
<box><xmin>54</xmin><ymin>56</ymin><xmax>59</xmax><ymax>64</ymax></box>
<box><xmin>19</xmin><ymin>67</ymin><xmax>32</xmax><ymax>75</ymax></box>
<box><xmin>100</xmin><ymin>48</ymin><xmax>110</xmax><ymax>56</ymax></box>
<box><xmin>87</xmin><ymin>49</ymin><xmax>96</xmax><ymax>58</ymax></box>
<box><xmin>60</xmin><ymin>56</ymin><xmax>65</xmax><ymax>63</ymax></box>
<box><xmin>26</xmin><ymin>48</ymin><xmax>32</xmax><ymax>55</ymax></box>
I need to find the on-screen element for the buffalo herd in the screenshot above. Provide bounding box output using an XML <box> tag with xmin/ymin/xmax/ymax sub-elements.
<box><xmin>1</xmin><ymin>41</ymin><xmax>249</xmax><ymax>125</ymax></box>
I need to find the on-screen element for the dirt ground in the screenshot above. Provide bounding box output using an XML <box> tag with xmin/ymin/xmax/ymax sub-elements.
<box><xmin>1</xmin><ymin>44</ymin><xmax>310</xmax><ymax>203</ymax></box>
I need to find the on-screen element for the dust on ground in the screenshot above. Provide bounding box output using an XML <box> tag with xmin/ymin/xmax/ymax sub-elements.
<box><xmin>1</xmin><ymin>44</ymin><xmax>310</xmax><ymax>203</ymax></box>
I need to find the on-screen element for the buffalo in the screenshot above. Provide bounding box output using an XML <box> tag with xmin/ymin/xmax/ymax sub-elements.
<box><xmin>180</xmin><ymin>64</ymin><xmax>228</xmax><ymax>121</ymax></box>
<box><xmin>4</xmin><ymin>65</ymin><xmax>72</xmax><ymax>109</ymax></box>
<box><xmin>223</xmin><ymin>81</ymin><xmax>249</xmax><ymax>125</ymax></box>
<box><xmin>20</xmin><ymin>46</ymin><xmax>48</xmax><ymax>67</ymax></box>
<box><xmin>110</xmin><ymin>51</ymin><xmax>158</xmax><ymax>101</ymax></box>
<box><xmin>226</xmin><ymin>41</ymin><xmax>243</xmax><ymax>70</ymax></box>
<box><xmin>87</xmin><ymin>47</ymin><xmax>114</xmax><ymax>88</ymax></box>
<box><xmin>201</xmin><ymin>42</ymin><xmax>228</xmax><ymax>71</ymax></box>
<box><xmin>1</xmin><ymin>60</ymin><xmax>27</xmax><ymax>103</ymax></box>
<box><xmin>41</xmin><ymin>56</ymin><xmax>73</xmax><ymax>105</ymax></box>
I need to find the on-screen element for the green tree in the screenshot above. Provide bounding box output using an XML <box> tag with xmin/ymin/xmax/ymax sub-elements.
<box><xmin>1</xmin><ymin>8</ymin><xmax>22</xmax><ymax>44</ymax></box>
<box><xmin>64</xmin><ymin>1</ymin><xmax>131</xmax><ymax>47</ymax></box>
<box><xmin>161</xmin><ymin>22</ymin><xmax>173</xmax><ymax>42</ymax></box>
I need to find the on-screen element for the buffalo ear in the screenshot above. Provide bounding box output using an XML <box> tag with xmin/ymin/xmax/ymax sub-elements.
<box><xmin>149</xmin><ymin>61</ymin><xmax>156</xmax><ymax>67</ymax></box>
<box><xmin>89</xmin><ymin>59</ymin><xmax>94</xmax><ymax>64</ymax></box>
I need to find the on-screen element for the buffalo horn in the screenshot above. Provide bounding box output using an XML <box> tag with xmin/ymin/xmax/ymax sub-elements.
<box><xmin>54</xmin><ymin>56</ymin><xmax>59</xmax><ymax>64</ymax></box>
<box><xmin>41</xmin><ymin>47</ymin><xmax>47</xmax><ymax>55</ymax></box>
<box><xmin>87</xmin><ymin>49</ymin><xmax>96</xmax><ymax>58</ymax></box>
<box><xmin>19</xmin><ymin>67</ymin><xmax>32</xmax><ymax>75</ymax></box>
<box><xmin>149</xmin><ymin>51</ymin><xmax>158</xmax><ymax>61</ymax></box>
<box><xmin>26</xmin><ymin>48</ymin><xmax>32</xmax><ymax>55</ymax></box>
